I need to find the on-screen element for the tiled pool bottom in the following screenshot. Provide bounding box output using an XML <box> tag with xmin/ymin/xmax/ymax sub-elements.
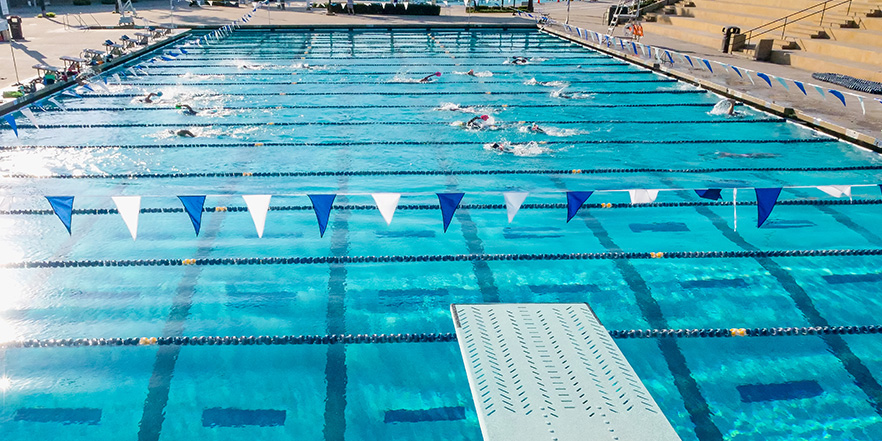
<box><xmin>1</xmin><ymin>27</ymin><xmax>882</xmax><ymax>440</ymax></box>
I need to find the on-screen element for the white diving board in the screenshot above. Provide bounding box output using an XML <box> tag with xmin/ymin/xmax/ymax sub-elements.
<box><xmin>451</xmin><ymin>303</ymin><xmax>682</xmax><ymax>441</ymax></box>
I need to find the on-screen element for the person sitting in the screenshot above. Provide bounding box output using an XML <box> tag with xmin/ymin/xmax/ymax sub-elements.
<box><xmin>43</xmin><ymin>71</ymin><xmax>57</xmax><ymax>85</ymax></box>
<box><xmin>141</xmin><ymin>91</ymin><xmax>162</xmax><ymax>103</ymax></box>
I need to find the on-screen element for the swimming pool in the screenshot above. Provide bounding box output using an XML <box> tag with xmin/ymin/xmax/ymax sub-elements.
<box><xmin>1</xmin><ymin>26</ymin><xmax>882</xmax><ymax>440</ymax></box>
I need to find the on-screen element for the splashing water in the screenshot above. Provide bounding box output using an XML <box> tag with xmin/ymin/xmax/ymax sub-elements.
<box><xmin>550</xmin><ymin>89</ymin><xmax>595</xmax><ymax>100</ymax></box>
<box><xmin>517</xmin><ymin>126</ymin><xmax>591</xmax><ymax>137</ymax></box>
<box><xmin>390</xmin><ymin>74</ymin><xmax>426</xmax><ymax>83</ymax></box>
<box><xmin>483</xmin><ymin>141</ymin><xmax>553</xmax><ymax>157</ymax></box>
<box><xmin>452</xmin><ymin>70</ymin><xmax>493</xmax><ymax>77</ymax></box>
<box><xmin>709</xmin><ymin>99</ymin><xmax>739</xmax><ymax>117</ymax></box>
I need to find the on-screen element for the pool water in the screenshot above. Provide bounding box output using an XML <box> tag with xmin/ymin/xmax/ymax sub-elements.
<box><xmin>1</xmin><ymin>28</ymin><xmax>882</xmax><ymax>441</ymax></box>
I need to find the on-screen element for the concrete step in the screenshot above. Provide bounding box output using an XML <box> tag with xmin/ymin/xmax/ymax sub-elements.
<box><xmin>860</xmin><ymin>16</ymin><xmax>882</xmax><ymax>30</ymax></box>
<box><xmin>799</xmin><ymin>37</ymin><xmax>882</xmax><ymax>68</ymax></box>
<box><xmin>775</xmin><ymin>49</ymin><xmax>882</xmax><ymax>82</ymax></box>
<box><xmin>642</xmin><ymin>22</ymin><xmax>724</xmax><ymax>49</ymax></box>
<box><xmin>828</xmin><ymin>27</ymin><xmax>882</xmax><ymax>47</ymax></box>
<box><xmin>656</xmin><ymin>14</ymin><xmax>731</xmax><ymax>34</ymax></box>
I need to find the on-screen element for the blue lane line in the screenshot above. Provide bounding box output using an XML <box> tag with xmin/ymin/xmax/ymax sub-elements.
<box><xmin>14</xmin><ymin>408</ymin><xmax>102</xmax><ymax>425</ymax></box>
<box><xmin>384</xmin><ymin>406</ymin><xmax>466</xmax><ymax>423</ymax></box>
<box><xmin>202</xmin><ymin>408</ymin><xmax>286</xmax><ymax>427</ymax></box>
<box><xmin>736</xmin><ymin>380</ymin><xmax>823</xmax><ymax>403</ymax></box>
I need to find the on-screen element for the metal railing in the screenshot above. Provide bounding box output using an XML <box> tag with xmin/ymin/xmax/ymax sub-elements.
<box><xmin>743</xmin><ymin>0</ymin><xmax>853</xmax><ymax>45</ymax></box>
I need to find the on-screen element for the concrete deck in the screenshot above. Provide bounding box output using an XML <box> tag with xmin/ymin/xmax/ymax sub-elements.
<box><xmin>0</xmin><ymin>0</ymin><xmax>879</xmax><ymax>143</ymax></box>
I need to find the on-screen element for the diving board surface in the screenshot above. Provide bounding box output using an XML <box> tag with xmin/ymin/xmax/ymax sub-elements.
<box><xmin>451</xmin><ymin>303</ymin><xmax>681</xmax><ymax>441</ymax></box>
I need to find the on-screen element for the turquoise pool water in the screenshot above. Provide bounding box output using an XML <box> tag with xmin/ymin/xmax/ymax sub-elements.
<box><xmin>1</xmin><ymin>27</ymin><xmax>882</xmax><ymax>440</ymax></box>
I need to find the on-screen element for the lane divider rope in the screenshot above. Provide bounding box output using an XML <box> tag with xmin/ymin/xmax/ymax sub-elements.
<box><xmin>72</xmin><ymin>90</ymin><xmax>707</xmax><ymax>97</ymax></box>
<box><xmin>5</xmin><ymin>249</ymin><xmax>882</xmax><ymax>269</ymax></box>
<box><xmin>1</xmin><ymin>163</ymin><xmax>870</xmax><ymax>179</ymax></box>
<box><xmin>4</xmin><ymin>325</ymin><xmax>880</xmax><ymax>349</ymax></box>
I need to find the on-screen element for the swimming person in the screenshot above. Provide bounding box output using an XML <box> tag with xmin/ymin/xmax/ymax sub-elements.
<box><xmin>176</xmin><ymin>103</ymin><xmax>198</xmax><ymax>115</ymax></box>
<box><xmin>420</xmin><ymin>72</ymin><xmax>442</xmax><ymax>83</ymax></box>
<box><xmin>711</xmin><ymin>99</ymin><xmax>738</xmax><ymax>116</ymax></box>
<box><xmin>142</xmin><ymin>91</ymin><xmax>162</xmax><ymax>103</ymax></box>
<box><xmin>511</xmin><ymin>56</ymin><xmax>528</xmax><ymax>65</ymax></box>
<box><xmin>466</xmin><ymin>69</ymin><xmax>476</xmax><ymax>77</ymax></box>
<box><xmin>175</xmin><ymin>129</ymin><xmax>196</xmax><ymax>137</ymax></box>
<box><xmin>725</xmin><ymin>99</ymin><xmax>736</xmax><ymax>116</ymax></box>
<box><xmin>466</xmin><ymin>114</ymin><xmax>490</xmax><ymax>129</ymax></box>
<box><xmin>529</xmin><ymin>123</ymin><xmax>545</xmax><ymax>134</ymax></box>
<box><xmin>717</xmin><ymin>152</ymin><xmax>780</xmax><ymax>159</ymax></box>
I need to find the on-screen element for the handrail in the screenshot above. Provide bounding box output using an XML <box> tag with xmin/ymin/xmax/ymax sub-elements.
<box><xmin>743</xmin><ymin>0</ymin><xmax>853</xmax><ymax>45</ymax></box>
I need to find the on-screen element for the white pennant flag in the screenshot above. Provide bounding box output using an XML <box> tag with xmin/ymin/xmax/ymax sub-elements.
<box><xmin>857</xmin><ymin>95</ymin><xmax>866</xmax><ymax>115</ymax></box>
<box><xmin>503</xmin><ymin>192</ymin><xmax>528</xmax><ymax>223</ymax></box>
<box><xmin>48</xmin><ymin>97</ymin><xmax>65</xmax><ymax>110</ymax></box>
<box><xmin>113</xmin><ymin>73</ymin><xmax>121</xmax><ymax>83</ymax></box>
<box><xmin>817</xmin><ymin>185</ymin><xmax>851</xmax><ymax>198</ymax></box>
<box><xmin>112</xmin><ymin>196</ymin><xmax>141</xmax><ymax>240</ymax></box>
<box><xmin>371</xmin><ymin>193</ymin><xmax>401</xmax><ymax>226</ymax></box>
<box><xmin>19</xmin><ymin>108</ymin><xmax>39</xmax><ymax>129</ymax></box>
<box><xmin>0</xmin><ymin>196</ymin><xmax>13</xmax><ymax>210</ymax></box>
<box><xmin>628</xmin><ymin>189</ymin><xmax>659</xmax><ymax>204</ymax></box>
<box><xmin>243</xmin><ymin>194</ymin><xmax>272</xmax><ymax>238</ymax></box>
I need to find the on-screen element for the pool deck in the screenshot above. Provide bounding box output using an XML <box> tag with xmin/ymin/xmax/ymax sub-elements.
<box><xmin>0</xmin><ymin>0</ymin><xmax>879</xmax><ymax>146</ymax></box>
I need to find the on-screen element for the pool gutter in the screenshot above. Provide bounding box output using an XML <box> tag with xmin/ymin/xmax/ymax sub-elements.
<box><xmin>540</xmin><ymin>25</ymin><xmax>882</xmax><ymax>153</ymax></box>
<box><xmin>0</xmin><ymin>31</ymin><xmax>191</xmax><ymax>118</ymax></box>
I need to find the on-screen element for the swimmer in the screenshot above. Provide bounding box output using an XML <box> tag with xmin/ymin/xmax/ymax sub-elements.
<box><xmin>724</xmin><ymin>99</ymin><xmax>736</xmax><ymax>116</ymax></box>
<box><xmin>511</xmin><ymin>56</ymin><xmax>528</xmax><ymax>65</ymax></box>
<box><xmin>141</xmin><ymin>91</ymin><xmax>162</xmax><ymax>103</ymax></box>
<box><xmin>466</xmin><ymin>69</ymin><xmax>476</xmax><ymax>77</ymax></box>
<box><xmin>176</xmin><ymin>103</ymin><xmax>198</xmax><ymax>115</ymax></box>
<box><xmin>175</xmin><ymin>129</ymin><xmax>196</xmax><ymax>137</ymax></box>
<box><xmin>717</xmin><ymin>152</ymin><xmax>780</xmax><ymax>159</ymax></box>
<box><xmin>466</xmin><ymin>114</ymin><xmax>490</xmax><ymax>129</ymax></box>
<box><xmin>420</xmin><ymin>72</ymin><xmax>443</xmax><ymax>83</ymax></box>
<box><xmin>489</xmin><ymin>142</ymin><xmax>513</xmax><ymax>153</ymax></box>
<box><xmin>529</xmin><ymin>123</ymin><xmax>545</xmax><ymax>134</ymax></box>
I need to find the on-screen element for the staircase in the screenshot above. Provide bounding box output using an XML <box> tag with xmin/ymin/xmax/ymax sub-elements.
<box><xmin>643</xmin><ymin>0</ymin><xmax>882</xmax><ymax>81</ymax></box>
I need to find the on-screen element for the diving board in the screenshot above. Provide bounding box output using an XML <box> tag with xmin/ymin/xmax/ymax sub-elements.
<box><xmin>451</xmin><ymin>303</ymin><xmax>681</xmax><ymax>441</ymax></box>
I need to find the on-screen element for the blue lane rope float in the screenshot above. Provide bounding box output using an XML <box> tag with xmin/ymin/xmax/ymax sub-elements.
<box><xmin>118</xmin><ymin>79</ymin><xmax>677</xmax><ymax>86</ymax></box>
<box><xmin>10</xmin><ymin>119</ymin><xmax>784</xmax><ymax>129</ymax></box>
<box><xmin>33</xmin><ymin>103</ymin><xmax>734</xmax><ymax>112</ymax></box>
<box><xmin>3</xmin><ymin>198</ymin><xmax>881</xmax><ymax>217</ymax></box>
<box><xmin>3</xmin><ymin>325</ymin><xmax>880</xmax><ymax>349</ymax></box>
<box><xmin>1</xmin><ymin>163</ymin><xmax>869</xmax><ymax>179</ymax></box>
<box><xmin>71</xmin><ymin>90</ymin><xmax>708</xmax><ymax>98</ymax></box>
<box><xmin>5</xmin><ymin>249</ymin><xmax>882</xmax><ymax>269</ymax></box>
<box><xmin>138</xmin><ymin>62</ymin><xmax>611</xmax><ymax>68</ymax></box>
<box><xmin>142</xmin><ymin>68</ymin><xmax>645</xmax><ymax>74</ymax></box>
<box><xmin>159</xmin><ymin>55</ymin><xmax>611</xmax><ymax>60</ymax></box>
<box><xmin>0</xmin><ymin>138</ymin><xmax>838</xmax><ymax>151</ymax></box>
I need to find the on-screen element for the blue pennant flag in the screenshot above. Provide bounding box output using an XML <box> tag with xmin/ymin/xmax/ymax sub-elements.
<box><xmin>308</xmin><ymin>194</ymin><xmax>336</xmax><ymax>237</ymax></box>
<box><xmin>3</xmin><ymin>114</ymin><xmax>18</xmax><ymax>137</ymax></box>
<box><xmin>566</xmin><ymin>191</ymin><xmax>593</xmax><ymax>222</ymax></box>
<box><xmin>665</xmin><ymin>50</ymin><xmax>674</xmax><ymax>64</ymax></box>
<box><xmin>178</xmin><ymin>195</ymin><xmax>206</xmax><ymax>236</ymax></box>
<box><xmin>631</xmin><ymin>42</ymin><xmax>638</xmax><ymax>55</ymax></box>
<box><xmin>46</xmin><ymin>196</ymin><xmax>74</xmax><ymax>234</ymax></box>
<box><xmin>731</xmin><ymin>65</ymin><xmax>743</xmax><ymax>78</ymax></box>
<box><xmin>829</xmin><ymin>89</ymin><xmax>847</xmax><ymax>107</ymax></box>
<box><xmin>702</xmin><ymin>59</ymin><xmax>713</xmax><ymax>73</ymax></box>
<box><xmin>180</xmin><ymin>48</ymin><xmax>188</xmax><ymax>54</ymax></box>
<box><xmin>794</xmin><ymin>81</ymin><xmax>807</xmax><ymax>95</ymax></box>
<box><xmin>755</xmin><ymin>188</ymin><xmax>782</xmax><ymax>228</ymax></box>
<box><xmin>684</xmin><ymin>55</ymin><xmax>694</xmax><ymax>67</ymax></box>
<box><xmin>437</xmin><ymin>193</ymin><xmax>464</xmax><ymax>233</ymax></box>
<box><xmin>756</xmin><ymin>72</ymin><xmax>773</xmax><ymax>87</ymax></box>
<box><xmin>695</xmin><ymin>189</ymin><xmax>722</xmax><ymax>201</ymax></box>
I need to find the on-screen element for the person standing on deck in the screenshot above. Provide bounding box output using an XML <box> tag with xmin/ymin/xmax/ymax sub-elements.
<box><xmin>346</xmin><ymin>0</ymin><xmax>354</xmax><ymax>14</ymax></box>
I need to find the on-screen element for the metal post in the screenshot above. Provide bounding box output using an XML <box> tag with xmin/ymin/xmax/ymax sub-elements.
<box><xmin>781</xmin><ymin>17</ymin><xmax>787</xmax><ymax>38</ymax></box>
<box><xmin>9</xmin><ymin>42</ymin><xmax>21</xmax><ymax>85</ymax></box>
<box><xmin>846</xmin><ymin>0</ymin><xmax>852</xmax><ymax>15</ymax></box>
<box><xmin>565</xmin><ymin>0</ymin><xmax>570</xmax><ymax>24</ymax></box>
<box><xmin>819</xmin><ymin>1</ymin><xmax>826</xmax><ymax>25</ymax></box>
